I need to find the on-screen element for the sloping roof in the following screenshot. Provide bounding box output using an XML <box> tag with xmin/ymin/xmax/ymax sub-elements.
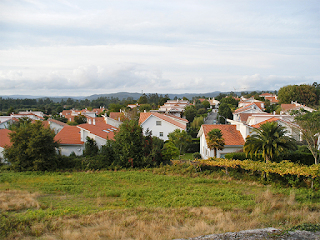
<box><xmin>234</xmin><ymin>102</ymin><xmax>264</xmax><ymax>114</ymax></box>
<box><xmin>251</xmin><ymin>117</ymin><xmax>280</xmax><ymax>128</ymax></box>
<box><xmin>139</xmin><ymin>112</ymin><xmax>187</xmax><ymax>129</ymax></box>
<box><xmin>281</xmin><ymin>104</ymin><xmax>297</xmax><ymax>112</ymax></box>
<box><xmin>259</xmin><ymin>93</ymin><xmax>273</xmax><ymax>97</ymax></box>
<box><xmin>200</xmin><ymin>125</ymin><xmax>245</xmax><ymax>146</ymax></box>
<box><xmin>109</xmin><ymin>112</ymin><xmax>125</xmax><ymax>121</ymax></box>
<box><xmin>265</xmin><ymin>96</ymin><xmax>279</xmax><ymax>103</ymax></box>
<box><xmin>48</xmin><ymin>119</ymin><xmax>68</xmax><ymax>126</ymax></box>
<box><xmin>78</xmin><ymin>122</ymin><xmax>118</xmax><ymax>140</ymax></box>
<box><xmin>164</xmin><ymin>113</ymin><xmax>189</xmax><ymax>123</ymax></box>
<box><xmin>54</xmin><ymin>126</ymin><xmax>83</xmax><ymax>145</ymax></box>
<box><xmin>0</xmin><ymin>129</ymin><xmax>12</xmax><ymax>148</ymax></box>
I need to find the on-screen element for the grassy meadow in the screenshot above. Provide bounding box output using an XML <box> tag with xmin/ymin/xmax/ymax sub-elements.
<box><xmin>1</xmin><ymin>165</ymin><xmax>320</xmax><ymax>239</ymax></box>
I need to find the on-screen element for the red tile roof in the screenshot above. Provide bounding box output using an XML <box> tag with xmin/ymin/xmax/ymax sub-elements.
<box><xmin>0</xmin><ymin>129</ymin><xmax>12</xmax><ymax>148</ymax></box>
<box><xmin>251</xmin><ymin>117</ymin><xmax>280</xmax><ymax>128</ymax></box>
<box><xmin>78</xmin><ymin>122</ymin><xmax>118</xmax><ymax>140</ymax></box>
<box><xmin>109</xmin><ymin>112</ymin><xmax>126</xmax><ymax>121</ymax></box>
<box><xmin>139</xmin><ymin>112</ymin><xmax>187</xmax><ymax>129</ymax></box>
<box><xmin>54</xmin><ymin>126</ymin><xmax>83</xmax><ymax>145</ymax></box>
<box><xmin>259</xmin><ymin>93</ymin><xmax>273</xmax><ymax>97</ymax></box>
<box><xmin>265</xmin><ymin>96</ymin><xmax>279</xmax><ymax>103</ymax></box>
<box><xmin>281</xmin><ymin>104</ymin><xmax>297</xmax><ymax>112</ymax></box>
<box><xmin>202</xmin><ymin>125</ymin><xmax>245</xmax><ymax>146</ymax></box>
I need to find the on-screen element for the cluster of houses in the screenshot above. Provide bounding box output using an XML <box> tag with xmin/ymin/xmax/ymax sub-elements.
<box><xmin>0</xmin><ymin>95</ymin><xmax>318</xmax><ymax>162</ymax></box>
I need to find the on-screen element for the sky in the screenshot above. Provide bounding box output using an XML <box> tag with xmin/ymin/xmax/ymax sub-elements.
<box><xmin>0</xmin><ymin>0</ymin><xmax>319</xmax><ymax>97</ymax></box>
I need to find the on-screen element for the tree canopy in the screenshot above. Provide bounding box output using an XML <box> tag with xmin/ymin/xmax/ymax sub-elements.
<box><xmin>294</xmin><ymin>111</ymin><xmax>320</xmax><ymax>164</ymax></box>
<box><xmin>244</xmin><ymin>122</ymin><xmax>297</xmax><ymax>163</ymax></box>
<box><xmin>4</xmin><ymin>121</ymin><xmax>59</xmax><ymax>171</ymax></box>
<box><xmin>168</xmin><ymin>129</ymin><xmax>192</xmax><ymax>158</ymax></box>
<box><xmin>206</xmin><ymin>129</ymin><xmax>225</xmax><ymax>158</ymax></box>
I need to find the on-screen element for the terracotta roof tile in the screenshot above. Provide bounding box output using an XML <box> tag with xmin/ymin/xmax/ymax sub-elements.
<box><xmin>0</xmin><ymin>129</ymin><xmax>12</xmax><ymax>148</ymax></box>
<box><xmin>202</xmin><ymin>125</ymin><xmax>245</xmax><ymax>146</ymax></box>
<box><xmin>251</xmin><ymin>117</ymin><xmax>280</xmax><ymax>128</ymax></box>
<box><xmin>109</xmin><ymin>112</ymin><xmax>125</xmax><ymax>121</ymax></box>
<box><xmin>281</xmin><ymin>104</ymin><xmax>297</xmax><ymax>112</ymax></box>
<box><xmin>54</xmin><ymin>126</ymin><xmax>83</xmax><ymax>145</ymax></box>
<box><xmin>78</xmin><ymin>122</ymin><xmax>118</xmax><ymax>140</ymax></box>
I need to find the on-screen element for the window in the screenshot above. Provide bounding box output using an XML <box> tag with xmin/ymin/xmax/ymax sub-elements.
<box><xmin>156</xmin><ymin>121</ymin><xmax>161</xmax><ymax>125</ymax></box>
<box><xmin>159</xmin><ymin>132</ymin><xmax>163</xmax><ymax>137</ymax></box>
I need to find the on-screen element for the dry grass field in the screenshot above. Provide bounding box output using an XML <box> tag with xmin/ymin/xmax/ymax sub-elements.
<box><xmin>0</xmin><ymin>167</ymin><xmax>319</xmax><ymax>239</ymax></box>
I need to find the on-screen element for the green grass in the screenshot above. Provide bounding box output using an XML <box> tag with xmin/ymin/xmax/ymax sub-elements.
<box><xmin>1</xmin><ymin>170</ymin><xmax>257</xmax><ymax>212</ymax></box>
<box><xmin>1</xmin><ymin>166</ymin><xmax>320</xmax><ymax>239</ymax></box>
<box><xmin>178</xmin><ymin>153</ymin><xmax>195</xmax><ymax>160</ymax></box>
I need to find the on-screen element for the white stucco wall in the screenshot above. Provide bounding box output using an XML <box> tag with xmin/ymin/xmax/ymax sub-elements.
<box><xmin>80</xmin><ymin>129</ymin><xmax>107</xmax><ymax>148</ymax></box>
<box><xmin>141</xmin><ymin>115</ymin><xmax>184</xmax><ymax>141</ymax></box>
<box><xmin>103</xmin><ymin>116</ymin><xmax>122</xmax><ymax>128</ymax></box>
<box><xmin>49</xmin><ymin>121</ymin><xmax>65</xmax><ymax>134</ymax></box>
<box><xmin>199</xmin><ymin>132</ymin><xmax>243</xmax><ymax>159</ymax></box>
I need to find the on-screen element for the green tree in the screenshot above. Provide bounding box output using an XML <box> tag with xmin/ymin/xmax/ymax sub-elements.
<box><xmin>113</xmin><ymin>119</ymin><xmax>144</xmax><ymax>167</ymax></box>
<box><xmin>201</xmin><ymin>100</ymin><xmax>210</xmax><ymax>109</ymax></box>
<box><xmin>278</xmin><ymin>84</ymin><xmax>317</xmax><ymax>106</ymax></box>
<box><xmin>139</xmin><ymin>104</ymin><xmax>152</xmax><ymax>112</ymax></box>
<box><xmin>162</xmin><ymin>141</ymin><xmax>179</xmax><ymax>161</ymax></box>
<box><xmin>74</xmin><ymin>114</ymin><xmax>87</xmax><ymax>124</ymax></box>
<box><xmin>168</xmin><ymin>129</ymin><xmax>192</xmax><ymax>158</ymax></box>
<box><xmin>83</xmin><ymin>137</ymin><xmax>99</xmax><ymax>157</ymax></box>
<box><xmin>138</xmin><ymin>94</ymin><xmax>148</xmax><ymax>104</ymax></box>
<box><xmin>218</xmin><ymin>103</ymin><xmax>232</xmax><ymax>124</ymax></box>
<box><xmin>184</xmin><ymin>105</ymin><xmax>197</xmax><ymax>122</ymax></box>
<box><xmin>244</xmin><ymin>122</ymin><xmax>297</xmax><ymax>163</ymax></box>
<box><xmin>4</xmin><ymin>121</ymin><xmax>59</xmax><ymax>171</ymax></box>
<box><xmin>206</xmin><ymin>129</ymin><xmax>225</xmax><ymax>158</ymax></box>
<box><xmin>294</xmin><ymin>111</ymin><xmax>320</xmax><ymax>164</ymax></box>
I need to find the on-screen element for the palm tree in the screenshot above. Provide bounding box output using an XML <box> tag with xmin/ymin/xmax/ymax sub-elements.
<box><xmin>206</xmin><ymin>129</ymin><xmax>225</xmax><ymax>158</ymax></box>
<box><xmin>244</xmin><ymin>121</ymin><xmax>297</xmax><ymax>163</ymax></box>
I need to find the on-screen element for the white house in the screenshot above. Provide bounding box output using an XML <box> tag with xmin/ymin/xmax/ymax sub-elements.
<box><xmin>77</xmin><ymin>119</ymin><xmax>118</xmax><ymax>149</ymax></box>
<box><xmin>157</xmin><ymin>100</ymin><xmax>190</xmax><ymax>117</ymax></box>
<box><xmin>0</xmin><ymin>129</ymin><xmax>11</xmax><ymax>162</ymax></box>
<box><xmin>233</xmin><ymin>103</ymin><xmax>265</xmax><ymax>122</ymax></box>
<box><xmin>238</xmin><ymin>97</ymin><xmax>265</xmax><ymax>109</ymax></box>
<box><xmin>54</xmin><ymin>126</ymin><xmax>84</xmax><ymax>156</ymax></box>
<box><xmin>0</xmin><ymin>116</ymin><xmax>14</xmax><ymax>129</ymax></box>
<box><xmin>251</xmin><ymin>117</ymin><xmax>301</xmax><ymax>141</ymax></box>
<box><xmin>197</xmin><ymin>124</ymin><xmax>245</xmax><ymax>159</ymax></box>
<box><xmin>54</xmin><ymin>118</ymin><xmax>118</xmax><ymax>156</ymax></box>
<box><xmin>139</xmin><ymin>112</ymin><xmax>188</xmax><ymax>141</ymax></box>
<box><xmin>280</xmin><ymin>101</ymin><xmax>315</xmax><ymax>115</ymax></box>
<box><xmin>47</xmin><ymin>119</ymin><xmax>68</xmax><ymax>134</ymax></box>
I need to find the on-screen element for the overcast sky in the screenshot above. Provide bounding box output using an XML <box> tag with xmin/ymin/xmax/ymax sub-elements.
<box><xmin>0</xmin><ymin>0</ymin><xmax>319</xmax><ymax>96</ymax></box>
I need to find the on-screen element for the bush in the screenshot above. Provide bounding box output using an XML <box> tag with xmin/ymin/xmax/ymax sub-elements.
<box><xmin>193</xmin><ymin>152</ymin><xmax>202</xmax><ymax>160</ymax></box>
<box><xmin>225</xmin><ymin>152</ymin><xmax>263</xmax><ymax>161</ymax></box>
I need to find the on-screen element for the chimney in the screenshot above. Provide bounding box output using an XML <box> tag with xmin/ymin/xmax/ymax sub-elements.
<box><xmin>93</xmin><ymin>119</ymin><xmax>95</xmax><ymax>125</ymax></box>
<box><xmin>88</xmin><ymin>119</ymin><xmax>92</xmax><ymax>124</ymax></box>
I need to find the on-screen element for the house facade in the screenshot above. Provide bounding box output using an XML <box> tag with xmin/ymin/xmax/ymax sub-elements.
<box><xmin>139</xmin><ymin>112</ymin><xmax>188</xmax><ymax>141</ymax></box>
<box><xmin>0</xmin><ymin>129</ymin><xmax>12</xmax><ymax>162</ymax></box>
<box><xmin>197</xmin><ymin>125</ymin><xmax>245</xmax><ymax>159</ymax></box>
<box><xmin>54</xmin><ymin>126</ymin><xmax>84</xmax><ymax>156</ymax></box>
<box><xmin>55</xmin><ymin>117</ymin><xmax>118</xmax><ymax>156</ymax></box>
